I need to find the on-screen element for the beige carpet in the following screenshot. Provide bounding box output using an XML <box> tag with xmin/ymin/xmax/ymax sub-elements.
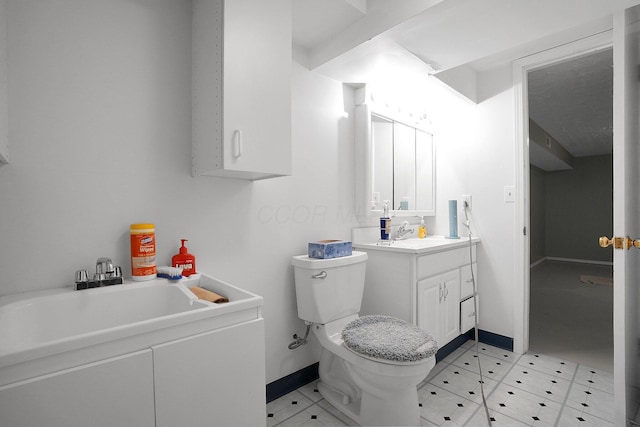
<box><xmin>529</xmin><ymin>260</ymin><xmax>614</xmax><ymax>373</ymax></box>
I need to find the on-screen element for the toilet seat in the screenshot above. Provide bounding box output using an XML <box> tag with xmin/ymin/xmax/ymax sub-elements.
<box><xmin>342</xmin><ymin>315</ymin><xmax>438</xmax><ymax>363</ymax></box>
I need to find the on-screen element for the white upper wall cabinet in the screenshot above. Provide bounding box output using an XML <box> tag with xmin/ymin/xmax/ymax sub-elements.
<box><xmin>192</xmin><ymin>0</ymin><xmax>292</xmax><ymax>180</ymax></box>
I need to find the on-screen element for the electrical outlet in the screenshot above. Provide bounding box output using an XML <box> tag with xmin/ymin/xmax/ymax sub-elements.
<box><xmin>462</xmin><ymin>194</ymin><xmax>472</xmax><ymax>210</ymax></box>
<box><xmin>372</xmin><ymin>192</ymin><xmax>380</xmax><ymax>207</ymax></box>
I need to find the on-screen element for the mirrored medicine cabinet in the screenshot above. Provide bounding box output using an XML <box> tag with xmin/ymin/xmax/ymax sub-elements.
<box><xmin>355</xmin><ymin>89</ymin><xmax>435</xmax><ymax>220</ymax></box>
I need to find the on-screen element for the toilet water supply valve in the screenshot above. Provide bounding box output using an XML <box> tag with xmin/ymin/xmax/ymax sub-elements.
<box><xmin>288</xmin><ymin>322</ymin><xmax>312</xmax><ymax>349</ymax></box>
<box><xmin>288</xmin><ymin>270</ymin><xmax>326</xmax><ymax>348</ymax></box>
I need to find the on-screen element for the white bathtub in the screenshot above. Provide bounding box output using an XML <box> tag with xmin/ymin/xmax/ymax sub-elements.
<box><xmin>0</xmin><ymin>274</ymin><xmax>266</xmax><ymax>427</ymax></box>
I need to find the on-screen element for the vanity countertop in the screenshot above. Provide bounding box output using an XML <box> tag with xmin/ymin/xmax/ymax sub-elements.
<box><xmin>353</xmin><ymin>235</ymin><xmax>480</xmax><ymax>255</ymax></box>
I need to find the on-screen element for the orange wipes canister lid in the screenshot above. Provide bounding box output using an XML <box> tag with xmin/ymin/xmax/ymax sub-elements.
<box><xmin>130</xmin><ymin>223</ymin><xmax>155</xmax><ymax>232</ymax></box>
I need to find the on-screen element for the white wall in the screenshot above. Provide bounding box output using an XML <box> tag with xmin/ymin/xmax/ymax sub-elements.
<box><xmin>470</xmin><ymin>65</ymin><xmax>518</xmax><ymax>339</ymax></box>
<box><xmin>427</xmin><ymin>79</ymin><xmax>477</xmax><ymax>237</ymax></box>
<box><xmin>0</xmin><ymin>0</ymin><xmax>358</xmax><ymax>384</ymax></box>
<box><xmin>0</xmin><ymin>0</ymin><xmax>518</xmax><ymax>387</ymax></box>
<box><xmin>416</xmin><ymin>66</ymin><xmax>518</xmax><ymax>342</ymax></box>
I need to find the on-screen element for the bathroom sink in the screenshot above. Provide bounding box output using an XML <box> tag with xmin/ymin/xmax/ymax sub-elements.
<box><xmin>390</xmin><ymin>237</ymin><xmax>453</xmax><ymax>249</ymax></box>
<box><xmin>0</xmin><ymin>281</ymin><xmax>209</xmax><ymax>356</ymax></box>
<box><xmin>0</xmin><ymin>274</ymin><xmax>265</xmax><ymax>425</ymax></box>
<box><xmin>0</xmin><ymin>273</ymin><xmax>264</xmax><ymax>369</ymax></box>
<box><xmin>353</xmin><ymin>235</ymin><xmax>479</xmax><ymax>254</ymax></box>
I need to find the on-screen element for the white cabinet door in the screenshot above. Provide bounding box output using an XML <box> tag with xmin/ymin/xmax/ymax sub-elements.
<box><xmin>153</xmin><ymin>319</ymin><xmax>266</xmax><ymax>427</ymax></box>
<box><xmin>0</xmin><ymin>350</ymin><xmax>155</xmax><ymax>427</ymax></box>
<box><xmin>417</xmin><ymin>269</ymin><xmax>460</xmax><ymax>347</ymax></box>
<box><xmin>192</xmin><ymin>0</ymin><xmax>291</xmax><ymax>180</ymax></box>
<box><xmin>223</xmin><ymin>0</ymin><xmax>291</xmax><ymax>177</ymax></box>
<box><xmin>441</xmin><ymin>271</ymin><xmax>461</xmax><ymax>345</ymax></box>
<box><xmin>417</xmin><ymin>275</ymin><xmax>441</xmax><ymax>342</ymax></box>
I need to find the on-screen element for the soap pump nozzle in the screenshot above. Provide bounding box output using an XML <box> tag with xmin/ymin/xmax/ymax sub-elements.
<box><xmin>179</xmin><ymin>239</ymin><xmax>188</xmax><ymax>254</ymax></box>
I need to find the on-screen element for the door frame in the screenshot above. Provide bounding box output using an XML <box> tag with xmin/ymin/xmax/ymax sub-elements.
<box><xmin>512</xmin><ymin>30</ymin><xmax>613</xmax><ymax>355</ymax></box>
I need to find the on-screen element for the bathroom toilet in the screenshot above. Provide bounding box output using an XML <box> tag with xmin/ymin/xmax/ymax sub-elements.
<box><xmin>292</xmin><ymin>251</ymin><xmax>438</xmax><ymax>426</ymax></box>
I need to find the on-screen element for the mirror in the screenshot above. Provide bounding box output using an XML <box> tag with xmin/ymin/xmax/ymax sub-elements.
<box><xmin>355</xmin><ymin>99</ymin><xmax>435</xmax><ymax>219</ymax></box>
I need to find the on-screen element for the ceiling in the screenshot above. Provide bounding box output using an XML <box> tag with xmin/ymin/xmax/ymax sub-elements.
<box><xmin>292</xmin><ymin>0</ymin><xmax>622</xmax><ymax>170</ymax></box>
<box><xmin>528</xmin><ymin>48</ymin><xmax>613</xmax><ymax>170</ymax></box>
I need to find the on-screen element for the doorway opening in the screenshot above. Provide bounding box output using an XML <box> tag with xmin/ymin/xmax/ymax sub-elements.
<box><xmin>527</xmin><ymin>48</ymin><xmax>614</xmax><ymax>372</ymax></box>
<box><xmin>511</xmin><ymin>30</ymin><xmax>613</xmax><ymax>357</ymax></box>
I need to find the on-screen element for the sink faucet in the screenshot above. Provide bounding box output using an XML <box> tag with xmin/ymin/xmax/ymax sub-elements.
<box><xmin>394</xmin><ymin>221</ymin><xmax>414</xmax><ymax>240</ymax></box>
<box><xmin>74</xmin><ymin>257</ymin><xmax>124</xmax><ymax>290</ymax></box>
<box><xmin>95</xmin><ymin>257</ymin><xmax>114</xmax><ymax>280</ymax></box>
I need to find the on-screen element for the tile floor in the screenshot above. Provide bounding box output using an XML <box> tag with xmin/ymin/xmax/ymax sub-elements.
<box><xmin>266</xmin><ymin>340</ymin><xmax>614</xmax><ymax>426</ymax></box>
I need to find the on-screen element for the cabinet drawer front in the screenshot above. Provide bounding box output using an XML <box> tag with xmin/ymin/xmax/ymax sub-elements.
<box><xmin>460</xmin><ymin>263</ymin><xmax>477</xmax><ymax>299</ymax></box>
<box><xmin>417</xmin><ymin>246</ymin><xmax>475</xmax><ymax>279</ymax></box>
<box><xmin>460</xmin><ymin>296</ymin><xmax>478</xmax><ymax>334</ymax></box>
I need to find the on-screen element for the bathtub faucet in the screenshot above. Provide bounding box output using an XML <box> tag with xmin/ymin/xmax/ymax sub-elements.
<box><xmin>74</xmin><ymin>257</ymin><xmax>124</xmax><ymax>290</ymax></box>
<box><xmin>95</xmin><ymin>257</ymin><xmax>115</xmax><ymax>280</ymax></box>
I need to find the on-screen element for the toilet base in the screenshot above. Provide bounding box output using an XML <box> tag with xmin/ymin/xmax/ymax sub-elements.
<box><xmin>317</xmin><ymin>378</ymin><xmax>421</xmax><ymax>427</ymax></box>
<box><xmin>316</xmin><ymin>381</ymin><xmax>361</xmax><ymax>423</ymax></box>
<box><xmin>316</xmin><ymin>348</ymin><xmax>428</xmax><ymax>426</ymax></box>
<box><xmin>357</xmin><ymin>384</ymin><xmax>420</xmax><ymax>427</ymax></box>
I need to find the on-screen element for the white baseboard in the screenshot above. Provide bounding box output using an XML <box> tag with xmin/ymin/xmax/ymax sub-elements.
<box><xmin>530</xmin><ymin>257</ymin><xmax>546</xmax><ymax>268</ymax></box>
<box><xmin>536</xmin><ymin>256</ymin><xmax>613</xmax><ymax>267</ymax></box>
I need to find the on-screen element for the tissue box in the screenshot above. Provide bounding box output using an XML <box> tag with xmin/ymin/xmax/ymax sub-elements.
<box><xmin>308</xmin><ymin>240</ymin><xmax>352</xmax><ymax>259</ymax></box>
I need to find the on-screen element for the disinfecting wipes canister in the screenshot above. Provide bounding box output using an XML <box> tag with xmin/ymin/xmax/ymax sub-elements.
<box><xmin>130</xmin><ymin>223</ymin><xmax>157</xmax><ymax>281</ymax></box>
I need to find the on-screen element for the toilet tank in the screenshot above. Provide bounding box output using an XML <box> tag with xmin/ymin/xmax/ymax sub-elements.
<box><xmin>291</xmin><ymin>251</ymin><xmax>367</xmax><ymax>324</ymax></box>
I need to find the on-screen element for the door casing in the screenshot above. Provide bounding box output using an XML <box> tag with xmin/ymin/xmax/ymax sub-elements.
<box><xmin>512</xmin><ymin>30</ymin><xmax>613</xmax><ymax>356</ymax></box>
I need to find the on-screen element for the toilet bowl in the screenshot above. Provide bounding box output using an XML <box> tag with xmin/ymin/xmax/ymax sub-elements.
<box><xmin>292</xmin><ymin>252</ymin><xmax>438</xmax><ymax>426</ymax></box>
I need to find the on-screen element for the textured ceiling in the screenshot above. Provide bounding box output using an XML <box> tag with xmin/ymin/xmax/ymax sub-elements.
<box><xmin>528</xmin><ymin>48</ymin><xmax>613</xmax><ymax>159</ymax></box>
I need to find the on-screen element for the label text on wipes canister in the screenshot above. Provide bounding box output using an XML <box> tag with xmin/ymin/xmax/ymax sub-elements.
<box><xmin>131</xmin><ymin>232</ymin><xmax>156</xmax><ymax>277</ymax></box>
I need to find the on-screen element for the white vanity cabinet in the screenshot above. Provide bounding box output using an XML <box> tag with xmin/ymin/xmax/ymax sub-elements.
<box><xmin>0</xmin><ymin>319</ymin><xmax>266</xmax><ymax>427</ymax></box>
<box><xmin>355</xmin><ymin>238</ymin><xmax>478</xmax><ymax>350</ymax></box>
<box><xmin>192</xmin><ymin>0</ymin><xmax>292</xmax><ymax>180</ymax></box>
<box><xmin>0</xmin><ymin>275</ymin><xmax>266</xmax><ymax>427</ymax></box>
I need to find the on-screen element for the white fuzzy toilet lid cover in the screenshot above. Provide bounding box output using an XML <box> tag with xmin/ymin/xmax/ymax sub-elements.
<box><xmin>342</xmin><ymin>315</ymin><xmax>438</xmax><ymax>362</ymax></box>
